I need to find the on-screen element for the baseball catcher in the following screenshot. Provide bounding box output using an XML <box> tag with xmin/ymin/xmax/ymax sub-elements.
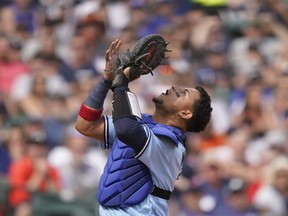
<box><xmin>75</xmin><ymin>34</ymin><xmax>213</xmax><ymax>216</ymax></box>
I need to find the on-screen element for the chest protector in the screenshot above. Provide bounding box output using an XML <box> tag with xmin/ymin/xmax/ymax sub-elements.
<box><xmin>97</xmin><ymin>114</ymin><xmax>185</xmax><ymax>207</ymax></box>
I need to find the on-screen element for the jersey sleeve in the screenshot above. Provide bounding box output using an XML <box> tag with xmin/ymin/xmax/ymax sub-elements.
<box><xmin>100</xmin><ymin>115</ymin><xmax>116</xmax><ymax>150</ymax></box>
<box><xmin>135</xmin><ymin>125</ymin><xmax>186</xmax><ymax>190</ymax></box>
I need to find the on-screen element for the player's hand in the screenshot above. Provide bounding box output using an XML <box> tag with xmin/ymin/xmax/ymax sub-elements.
<box><xmin>103</xmin><ymin>39</ymin><xmax>122</xmax><ymax>81</ymax></box>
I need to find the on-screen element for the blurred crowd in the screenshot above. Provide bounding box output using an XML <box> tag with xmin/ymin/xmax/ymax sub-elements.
<box><xmin>0</xmin><ymin>0</ymin><xmax>288</xmax><ymax>215</ymax></box>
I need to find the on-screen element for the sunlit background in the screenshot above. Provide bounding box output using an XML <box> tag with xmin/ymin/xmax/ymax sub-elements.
<box><xmin>1</xmin><ymin>0</ymin><xmax>288</xmax><ymax>216</ymax></box>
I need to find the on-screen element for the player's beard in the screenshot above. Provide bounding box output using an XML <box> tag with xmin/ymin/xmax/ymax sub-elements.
<box><xmin>152</xmin><ymin>97</ymin><xmax>175</xmax><ymax>117</ymax></box>
<box><xmin>152</xmin><ymin>97</ymin><xmax>163</xmax><ymax>105</ymax></box>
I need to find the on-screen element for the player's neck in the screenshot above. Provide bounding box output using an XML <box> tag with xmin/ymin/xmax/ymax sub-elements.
<box><xmin>152</xmin><ymin>111</ymin><xmax>186</xmax><ymax>131</ymax></box>
<box><xmin>152</xmin><ymin>109</ymin><xmax>168</xmax><ymax>123</ymax></box>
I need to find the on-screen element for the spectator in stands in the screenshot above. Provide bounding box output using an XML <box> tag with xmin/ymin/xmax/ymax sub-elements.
<box><xmin>0</xmin><ymin>124</ymin><xmax>26</xmax><ymax>175</ymax></box>
<box><xmin>48</xmin><ymin>126</ymin><xmax>107</xmax><ymax>202</ymax></box>
<box><xmin>230</xmin><ymin>79</ymin><xmax>277</xmax><ymax>138</ymax></box>
<box><xmin>178</xmin><ymin>185</ymin><xmax>205</xmax><ymax>216</ymax></box>
<box><xmin>43</xmin><ymin>94</ymin><xmax>72</xmax><ymax>149</ymax></box>
<box><xmin>0</xmin><ymin>0</ymin><xmax>288</xmax><ymax>215</ymax></box>
<box><xmin>76</xmin><ymin>16</ymin><xmax>107</xmax><ymax>73</ymax></box>
<box><xmin>0</xmin><ymin>34</ymin><xmax>28</xmax><ymax>96</ymax></box>
<box><xmin>46</xmin><ymin>126</ymin><xmax>106</xmax><ymax>215</ymax></box>
<box><xmin>8</xmin><ymin>131</ymin><xmax>60</xmax><ymax>216</ymax></box>
<box><xmin>59</xmin><ymin>34</ymin><xmax>100</xmax><ymax>84</ymax></box>
<box><xmin>18</xmin><ymin>74</ymin><xmax>47</xmax><ymax>120</ymax></box>
<box><xmin>223</xmin><ymin>177</ymin><xmax>258</xmax><ymax>216</ymax></box>
<box><xmin>194</xmin><ymin>154</ymin><xmax>229</xmax><ymax>215</ymax></box>
<box><xmin>0</xmin><ymin>0</ymin><xmax>37</xmax><ymax>35</ymax></box>
<box><xmin>253</xmin><ymin>156</ymin><xmax>288</xmax><ymax>216</ymax></box>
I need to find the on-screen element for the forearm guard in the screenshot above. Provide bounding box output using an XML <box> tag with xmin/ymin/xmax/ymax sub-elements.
<box><xmin>112</xmin><ymin>88</ymin><xmax>142</xmax><ymax>122</ymax></box>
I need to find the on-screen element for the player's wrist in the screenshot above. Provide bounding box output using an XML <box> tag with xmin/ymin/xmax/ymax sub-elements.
<box><xmin>111</xmin><ymin>67</ymin><xmax>129</xmax><ymax>91</ymax></box>
<box><xmin>103</xmin><ymin>68</ymin><xmax>115</xmax><ymax>82</ymax></box>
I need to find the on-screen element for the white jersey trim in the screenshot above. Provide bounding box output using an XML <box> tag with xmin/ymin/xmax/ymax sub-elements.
<box><xmin>103</xmin><ymin>115</ymin><xmax>109</xmax><ymax>149</ymax></box>
<box><xmin>135</xmin><ymin>124</ymin><xmax>151</xmax><ymax>158</ymax></box>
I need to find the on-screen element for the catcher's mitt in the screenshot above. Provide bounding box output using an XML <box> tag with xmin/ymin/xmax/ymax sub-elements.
<box><xmin>117</xmin><ymin>34</ymin><xmax>170</xmax><ymax>80</ymax></box>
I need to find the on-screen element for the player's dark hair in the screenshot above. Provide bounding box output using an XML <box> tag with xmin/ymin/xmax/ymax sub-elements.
<box><xmin>187</xmin><ymin>86</ymin><xmax>213</xmax><ymax>132</ymax></box>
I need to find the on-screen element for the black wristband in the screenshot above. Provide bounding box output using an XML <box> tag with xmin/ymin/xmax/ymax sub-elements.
<box><xmin>111</xmin><ymin>67</ymin><xmax>129</xmax><ymax>91</ymax></box>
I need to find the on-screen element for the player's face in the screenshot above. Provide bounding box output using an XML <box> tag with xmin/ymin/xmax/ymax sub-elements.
<box><xmin>153</xmin><ymin>86</ymin><xmax>200</xmax><ymax>113</ymax></box>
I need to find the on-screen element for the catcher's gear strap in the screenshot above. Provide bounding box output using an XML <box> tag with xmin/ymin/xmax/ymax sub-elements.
<box><xmin>79</xmin><ymin>103</ymin><xmax>103</xmax><ymax>121</ymax></box>
<box><xmin>151</xmin><ymin>186</ymin><xmax>172</xmax><ymax>200</ymax></box>
<box><xmin>112</xmin><ymin>89</ymin><xmax>142</xmax><ymax>122</ymax></box>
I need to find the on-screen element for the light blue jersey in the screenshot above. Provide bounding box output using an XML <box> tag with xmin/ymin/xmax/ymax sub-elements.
<box><xmin>100</xmin><ymin>115</ymin><xmax>186</xmax><ymax>215</ymax></box>
<box><xmin>99</xmin><ymin>195</ymin><xmax>168</xmax><ymax>216</ymax></box>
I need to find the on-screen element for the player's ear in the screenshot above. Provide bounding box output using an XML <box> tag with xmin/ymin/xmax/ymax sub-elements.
<box><xmin>177</xmin><ymin>110</ymin><xmax>192</xmax><ymax>120</ymax></box>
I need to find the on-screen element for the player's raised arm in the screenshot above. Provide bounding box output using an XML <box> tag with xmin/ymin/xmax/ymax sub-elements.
<box><xmin>75</xmin><ymin>39</ymin><xmax>121</xmax><ymax>141</ymax></box>
<box><xmin>108</xmin><ymin>34</ymin><xmax>169</xmax><ymax>153</ymax></box>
